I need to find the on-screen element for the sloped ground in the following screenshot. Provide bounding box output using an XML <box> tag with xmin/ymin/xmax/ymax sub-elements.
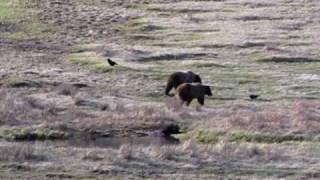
<box><xmin>0</xmin><ymin>0</ymin><xmax>320</xmax><ymax>179</ymax></box>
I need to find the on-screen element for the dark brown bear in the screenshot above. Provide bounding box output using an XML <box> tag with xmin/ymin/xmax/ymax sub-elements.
<box><xmin>165</xmin><ymin>71</ymin><xmax>202</xmax><ymax>96</ymax></box>
<box><xmin>175</xmin><ymin>83</ymin><xmax>212</xmax><ymax>106</ymax></box>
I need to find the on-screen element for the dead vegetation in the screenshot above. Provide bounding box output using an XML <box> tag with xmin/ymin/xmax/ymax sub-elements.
<box><xmin>200</xmin><ymin>100</ymin><xmax>320</xmax><ymax>134</ymax></box>
<box><xmin>0</xmin><ymin>143</ymin><xmax>47</xmax><ymax>162</ymax></box>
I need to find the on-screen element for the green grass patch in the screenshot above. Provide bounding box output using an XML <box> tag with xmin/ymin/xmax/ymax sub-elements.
<box><xmin>205</xmin><ymin>72</ymin><xmax>260</xmax><ymax>85</ymax></box>
<box><xmin>276</xmin><ymin>62</ymin><xmax>320</xmax><ymax>74</ymax></box>
<box><xmin>92</xmin><ymin>63</ymin><xmax>134</xmax><ymax>73</ymax></box>
<box><xmin>126</xmin><ymin>4</ymin><xmax>147</xmax><ymax>10</ymax></box>
<box><xmin>185</xmin><ymin>62</ymin><xmax>229</xmax><ymax>68</ymax></box>
<box><xmin>179</xmin><ymin>129</ymin><xmax>315</xmax><ymax>144</ymax></box>
<box><xmin>258</xmin><ymin>56</ymin><xmax>320</xmax><ymax>63</ymax></box>
<box><xmin>179</xmin><ymin>130</ymin><xmax>225</xmax><ymax>144</ymax></box>
<box><xmin>246</xmin><ymin>51</ymin><xmax>270</xmax><ymax>61</ymax></box>
<box><xmin>0</xmin><ymin>77</ymin><xmax>41</xmax><ymax>88</ymax></box>
<box><xmin>65</xmin><ymin>52</ymin><xmax>134</xmax><ymax>73</ymax></box>
<box><xmin>146</xmin><ymin>5</ymin><xmax>212</xmax><ymax>13</ymax></box>
<box><xmin>0</xmin><ymin>21</ymin><xmax>52</xmax><ymax>40</ymax></box>
<box><xmin>147</xmin><ymin>69</ymin><xmax>170</xmax><ymax>80</ymax></box>
<box><xmin>69</xmin><ymin>43</ymin><xmax>103</xmax><ymax>53</ymax></box>
<box><xmin>168</xmin><ymin>33</ymin><xmax>206</xmax><ymax>42</ymax></box>
<box><xmin>0</xmin><ymin>127</ymin><xmax>69</xmax><ymax>141</ymax></box>
<box><xmin>228</xmin><ymin>132</ymin><xmax>305</xmax><ymax>143</ymax></box>
<box><xmin>116</xmin><ymin>18</ymin><xmax>165</xmax><ymax>33</ymax></box>
<box><xmin>66</xmin><ymin>52</ymin><xmax>104</xmax><ymax>66</ymax></box>
<box><xmin>0</xmin><ymin>0</ymin><xmax>24</xmax><ymax>21</ymax></box>
<box><xmin>0</xmin><ymin>0</ymin><xmax>53</xmax><ymax>40</ymax></box>
<box><xmin>129</xmin><ymin>34</ymin><xmax>158</xmax><ymax>41</ymax></box>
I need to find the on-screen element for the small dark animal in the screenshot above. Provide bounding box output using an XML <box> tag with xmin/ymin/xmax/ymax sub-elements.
<box><xmin>107</xmin><ymin>58</ymin><xmax>117</xmax><ymax>66</ymax></box>
<box><xmin>249</xmin><ymin>94</ymin><xmax>259</xmax><ymax>100</ymax></box>
<box><xmin>165</xmin><ymin>71</ymin><xmax>202</xmax><ymax>96</ymax></box>
<box><xmin>175</xmin><ymin>83</ymin><xmax>212</xmax><ymax>106</ymax></box>
<box><xmin>162</xmin><ymin>124</ymin><xmax>180</xmax><ymax>136</ymax></box>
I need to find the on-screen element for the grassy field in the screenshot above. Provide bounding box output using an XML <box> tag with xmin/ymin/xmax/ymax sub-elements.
<box><xmin>0</xmin><ymin>0</ymin><xmax>320</xmax><ymax>179</ymax></box>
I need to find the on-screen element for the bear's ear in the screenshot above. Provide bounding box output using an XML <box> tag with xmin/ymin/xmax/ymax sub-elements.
<box><xmin>206</xmin><ymin>86</ymin><xmax>213</xmax><ymax>96</ymax></box>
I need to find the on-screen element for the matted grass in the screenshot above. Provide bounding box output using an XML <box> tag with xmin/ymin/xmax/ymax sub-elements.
<box><xmin>0</xmin><ymin>0</ymin><xmax>52</xmax><ymax>40</ymax></box>
<box><xmin>0</xmin><ymin>0</ymin><xmax>24</xmax><ymax>21</ymax></box>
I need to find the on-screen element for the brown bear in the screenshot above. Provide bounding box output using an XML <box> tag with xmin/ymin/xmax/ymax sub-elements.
<box><xmin>165</xmin><ymin>71</ymin><xmax>202</xmax><ymax>96</ymax></box>
<box><xmin>175</xmin><ymin>83</ymin><xmax>212</xmax><ymax>106</ymax></box>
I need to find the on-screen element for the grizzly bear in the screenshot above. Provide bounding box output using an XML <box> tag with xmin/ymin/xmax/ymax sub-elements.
<box><xmin>175</xmin><ymin>83</ymin><xmax>212</xmax><ymax>106</ymax></box>
<box><xmin>165</xmin><ymin>71</ymin><xmax>202</xmax><ymax>96</ymax></box>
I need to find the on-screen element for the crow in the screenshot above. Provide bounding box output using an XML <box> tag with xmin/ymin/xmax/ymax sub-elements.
<box><xmin>161</xmin><ymin>124</ymin><xmax>180</xmax><ymax>136</ymax></box>
<box><xmin>107</xmin><ymin>58</ymin><xmax>117</xmax><ymax>66</ymax></box>
<box><xmin>249</xmin><ymin>94</ymin><xmax>259</xmax><ymax>100</ymax></box>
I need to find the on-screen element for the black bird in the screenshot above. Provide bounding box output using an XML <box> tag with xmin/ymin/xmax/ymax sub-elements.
<box><xmin>107</xmin><ymin>58</ymin><xmax>117</xmax><ymax>66</ymax></box>
<box><xmin>162</xmin><ymin>124</ymin><xmax>181</xmax><ymax>137</ymax></box>
<box><xmin>249</xmin><ymin>94</ymin><xmax>259</xmax><ymax>100</ymax></box>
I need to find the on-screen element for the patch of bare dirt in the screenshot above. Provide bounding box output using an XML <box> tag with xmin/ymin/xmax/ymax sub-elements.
<box><xmin>37</xmin><ymin>0</ymin><xmax>131</xmax><ymax>44</ymax></box>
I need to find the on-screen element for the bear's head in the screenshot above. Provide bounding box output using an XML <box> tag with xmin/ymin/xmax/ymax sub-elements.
<box><xmin>205</xmin><ymin>86</ymin><xmax>212</xmax><ymax>96</ymax></box>
<box><xmin>194</xmin><ymin>74</ymin><xmax>202</xmax><ymax>84</ymax></box>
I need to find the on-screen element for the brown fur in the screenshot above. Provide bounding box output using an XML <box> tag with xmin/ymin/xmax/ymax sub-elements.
<box><xmin>175</xmin><ymin>83</ymin><xmax>212</xmax><ymax>106</ymax></box>
<box><xmin>165</xmin><ymin>71</ymin><xmax>202</xmax><ymax>96</ymax></box>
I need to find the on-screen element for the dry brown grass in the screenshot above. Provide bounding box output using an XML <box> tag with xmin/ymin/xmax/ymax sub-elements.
<box><xmin>0</xmin><ymin>89</ymin><xmax>41</xmax><ymax>126</ymax></box>
<box><xmin>0</xmin><ymin>89</ymin><xmax>85</xmax><ymax>127</ymax></box>
<box><xmin>192</xmin><ymin>100</ymin><xmax>320</xmax><ymax>135</ymax></box>
<box><xmin>0</xmin><ymin>139</ymin><xmax>318</xmax><ymax>179</ymax></box>
<box><xmin>25</xmin><ymin>140</ymin><xmax>317</xmax><ymax>178</ymax></box>
<box><xmin>0</xmin><ymin>143</ymin><xmax>47</xmax><ymax>162</ymax></box>
<box><xmin>1</xmin><ymin>86</ymin><xmax>319</xmax><ymax>138</ymax></box>
<box><xmin>0</xmin><ymin>89</ymin><xmax>181</xmax><ymax>138</ymax></box>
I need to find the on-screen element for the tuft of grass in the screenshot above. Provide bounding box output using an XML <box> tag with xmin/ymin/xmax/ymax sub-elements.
<box><xmin>146</xmin><ymin>68</ymin><xmax>170</xmax><ymax>80</ymax></box>
<box><xmin>179</xmin><ymin>129</ymin><xmax>315</xmax><ymax>144</ymax></box>
<box><xmin>66</xmin><ymin>52</ymin><xmax>104</xmax><ymax>66</ymax></box>
<box><xmin>228</xmin><ymin>132</ymin><xmax>305</xmax><ymax>143</ymax></box>
<box><xmin>185</xmin><ymin>62</ymin><xmax>229</xmax><ymax>68</ymax></box>
<box><xmin>246</xmin><ymin>51</ymin><xmax>270</xmax><ymax>61</ymax></box>
<box><xmin>126</xmin><ymin>4</ymin><xmax>146</xmax><ymax>10</ymax></box>
<box><xmin>0</xmin><ymin>77</ymin><xmax>41</xmax><ymax>88</ymax></box>
<box><xmin>172</xmin><ymin>33</ymin><xmax>206</xmax><ymax>42</ymax></box>
<box><xmin>69</xmin><ymin>43</ymin><xmax>103</xmax><ymax>53</ymax></box>
<box><xmin>258</xmin><ymin>56</ymin><xmax>320</xmax><ymax>63</ymax></box>
<box><xmin>178</xmin><ymin>130</ymin><xmax>225</xmax><ymax>144</ymax></box>
<box><xmin>116</xmin><ymin>18</ymin><xmax>165</xmax><ymax>33</ymax></box>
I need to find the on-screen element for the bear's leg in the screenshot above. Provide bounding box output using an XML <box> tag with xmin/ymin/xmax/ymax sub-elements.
<box><xmin>175</xmin><ymin>96</ymin><xmax>185</xmax><ymax>107</ymax></box>
<box><xmin>197</xmin><ymin>96</ymin><xmax>204</xmax><ymax>105</ymax></box>
<box><xmin>165</xmin><ymin>80</ymin><xmax>174</xmax><ymax>96</ymax></box>
<box><xmin>172</xmin><ymin>78</ymin><xmax>183</xmax><ymax>89</ymax></box>
<box><xmin>186</xmin><ymin>99</ymin><xmax>193</xmax><ymax>106</ymax></box>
